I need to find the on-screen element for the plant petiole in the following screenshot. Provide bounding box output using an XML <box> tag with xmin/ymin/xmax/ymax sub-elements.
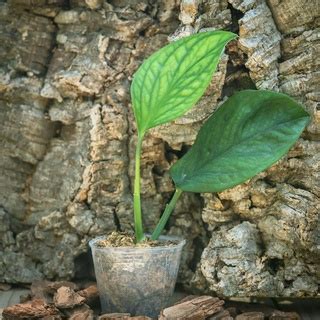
<box><xmin>134</xmin><ymin>133</ymin><xmax>145</xmax><ymax>242</ymax></box>
<box><xmin>151</xmin><ymin>188</ymin><xmax>183</xmax><ymax>240</ymax></box>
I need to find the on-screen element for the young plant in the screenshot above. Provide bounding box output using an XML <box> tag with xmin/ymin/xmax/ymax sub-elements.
<box><xmin>130</xmin><ymin>31</ymin><xmax>310</xmax><ymax>243</ymax></box>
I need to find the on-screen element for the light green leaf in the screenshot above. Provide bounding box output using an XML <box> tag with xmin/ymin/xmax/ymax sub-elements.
<box><xmin>131</xmin><ymin>31</ymin><xmax>237</xmax><ymax>135</ymax></box>
<box><xmin>170</xmin><ymin>90</ymin><xmax>310</xmax><ymax>193</ymax></box>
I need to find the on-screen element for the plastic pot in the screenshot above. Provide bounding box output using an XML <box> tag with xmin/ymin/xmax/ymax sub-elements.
<box><xmin>89</xmin><ymin>235</ymin><xmax>185</xmax><ymax>318</ymax></box>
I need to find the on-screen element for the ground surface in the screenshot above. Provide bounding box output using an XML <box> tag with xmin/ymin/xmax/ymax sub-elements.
<box><xmin>0</xmin><ymin>288</ymin><xmax>319</xmax><ymax>319</ymax></box>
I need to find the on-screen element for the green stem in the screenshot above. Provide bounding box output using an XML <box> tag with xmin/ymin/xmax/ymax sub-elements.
<box><xmin>151</xmin><ymin>188</ymin><xmax>183</xmax><ymax>240</ymax></box>
<box><xmin>133</xmin><ymin>134</ymin><xmax>145</xmax><ymax>242</ymax></box>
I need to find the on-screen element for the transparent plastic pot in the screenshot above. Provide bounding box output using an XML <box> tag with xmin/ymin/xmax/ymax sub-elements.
<box><xmin>89</xmin><ymin>235</ymin><xmax>186</xmax><ymax>318</ymax></box>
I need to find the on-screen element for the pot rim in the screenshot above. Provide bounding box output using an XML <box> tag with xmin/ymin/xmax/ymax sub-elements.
<box><xmin>89</xmin><ymin>234</ymin><xmax>186</xmax><ymax>252</ymax></box>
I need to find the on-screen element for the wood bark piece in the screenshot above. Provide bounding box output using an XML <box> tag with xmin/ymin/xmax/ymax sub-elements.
<box><xmin>30</xmin><ymin>281</ymin><xmax>79</xmax><ymax>303</ymax></box>
<box><xmin>159</xmin><ymin>295</ymin><xmax>224</xmax><ymax>320</ymax></box>
<box><xmin>223</xmin><ymin>300</ymin><xmax>276</xmax><ymax>316</ymax></box>
<box><xmin>67</xmin><ymin>304</ymin><xmax>94</xmax><ymax>320</ymax></box>
<box><xmin>53</xmin><ymin>286</ymin><xmax>85</xmax><ymax>309</ymax></box>
<box><xmin>267</xmin><ymin>0</ymin><xmax>319</xmax><ymax>34</ymax></box>
<box><xmin>98</xmin><ymin>314</ymin><xmax>151</xmax><ymax>320</ymax></box>
<box><xmin>269</xmin><ymin>310</ymin><xmax>300</xmax><ymax>320</ymax></box>
<box><xmin>48</xmin><ymin>281</ymin><xmax>79</xmax><ymax>292</ymax></box>
<box><xmin>2</xmin><ymin>299</ymin><xmax>61</xmax><ymax>320</ymax></box>
<box><xmin>77</xmin><ymin>285</ymin><xmax>99</xmax><ymax>305</ymax></box>
<box><xmin>208</xmin><ymin>309</ymin><xmax>232</xmax><ymax>319</ymax></box>
<box><xmin>235</xmin><ymin>312</ymin><xmax>264</xmax><ymax>320</ymax></box>
<box><xmin>98</xmin><ymin>314</ymin><xmax>130</xmax><ymax>319</ymax></box>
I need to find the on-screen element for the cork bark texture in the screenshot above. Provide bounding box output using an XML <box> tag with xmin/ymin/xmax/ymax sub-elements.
<box><xmin>0</xmin><ymin>0</ymin><xmax>319</xmax><ymax>297</ymax></box>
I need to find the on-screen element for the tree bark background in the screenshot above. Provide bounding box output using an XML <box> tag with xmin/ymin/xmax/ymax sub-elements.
<box><xmin>0</xmin><ymin>0</ymin><xmax>319</xmax><ymax>297</ymax></box>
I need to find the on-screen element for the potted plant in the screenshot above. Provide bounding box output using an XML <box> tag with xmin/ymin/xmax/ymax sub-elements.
<box><xmin>89</xmin><ymin>30</ymin><xmax>309</xmax><ymax>317</ymax></box>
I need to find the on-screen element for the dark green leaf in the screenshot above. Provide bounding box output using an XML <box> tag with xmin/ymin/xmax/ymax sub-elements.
<box><xmin>131</xmin><ymin>31</ymin><xmax>237</xmax><ymax>135</ymax></box>
<box><xmin>170</xmin><ymin>90</ymin><xmax>310</xmax><ymax>192</ymax></box>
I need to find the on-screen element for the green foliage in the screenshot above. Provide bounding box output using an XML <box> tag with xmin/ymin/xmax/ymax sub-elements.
<box><xmin>129</xmin><ymin>31</ymin><xmax>310</xmax><ymax>242</ymax></box>
<box><xmin>170</xmin><ymin>90</ymin><xmax>310</xmax><ymax>193</ymax></box>
<box><xmin>131</xmin><ymin>31</ymin><xmax>236</xmax><ymax>135</ymax></box>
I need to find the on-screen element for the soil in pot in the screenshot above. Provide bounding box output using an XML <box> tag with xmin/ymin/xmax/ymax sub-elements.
<box><xmin>95</xmin><ymin>231</ymin><xmax>180</xmax><ymax>248</ymax></box>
